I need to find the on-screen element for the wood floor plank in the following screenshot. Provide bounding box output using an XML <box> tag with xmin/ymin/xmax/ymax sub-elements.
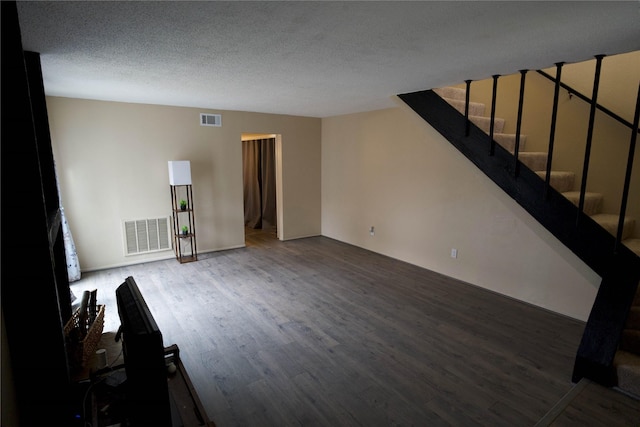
<box><xmin>70</xmin><ymin>230</ymin><xmax>639</xmax><ymax>426</ymax></box>
<box><xmin>547</xmin><ymin>380</ymin><xmax>640</xmax><ymax>426</ymax></box>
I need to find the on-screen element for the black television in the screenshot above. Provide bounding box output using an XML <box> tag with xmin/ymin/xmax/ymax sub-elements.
<box><xmin>116</xmin><ymin>276</ymin><xmax>173</xmax><ymax>426</ymax></box>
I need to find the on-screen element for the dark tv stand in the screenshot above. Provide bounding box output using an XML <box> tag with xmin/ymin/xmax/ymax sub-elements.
<box><xmin>164</xmin><ymin>344</ymin><xmax>215</xmax><ymax>427</ymax></box>
<box><xmin>77</xmin><ymin>334</ymin><xmax>215</xmax><ymax>426</ymax></box>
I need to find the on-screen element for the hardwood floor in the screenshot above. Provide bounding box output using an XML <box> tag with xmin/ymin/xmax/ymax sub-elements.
<box><xmin>71</xmin><ymin>229</ymin><xmax>639</xmax><ymax>426</ymax></box>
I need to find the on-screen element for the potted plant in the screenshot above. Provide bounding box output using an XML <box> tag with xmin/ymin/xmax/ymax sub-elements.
<box><xmin>179</xmin><ymin>199</ymin><xmax>187</xmax><ymax>210</ymax></box>
<box><xmin>181</xmin><ymin>225</ymin><xmax>189</xmax><ymax>235</ymax></box>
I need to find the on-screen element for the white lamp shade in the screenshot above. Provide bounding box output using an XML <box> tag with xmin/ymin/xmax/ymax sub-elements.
<box><xmin>168</xmin><ymin>161</ymin><xmax>192</xmax><ymax>185</ymax></box>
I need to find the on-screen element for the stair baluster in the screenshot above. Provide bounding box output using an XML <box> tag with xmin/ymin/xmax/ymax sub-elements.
<box><xmin>464</xmin><ymin>79</ymin><xmax>472</xmax><ymax>136</ymax></box>
<box><xmin>615</xmin><ymin>83</ymin><xmax>640</xmax><ymax>254</ymax></box>
<box><xmin>545</xmin><ymin>62</ymin><xmax>564</xmax><ymax>199</ymax></box>
<box><xmin>489</xmin><ymin>75</ymin><xmax>499</xmax><ymax>156</ymax></box>
<box><xmin>514</xmin><ymin>70</ymin><xmax>528</xmax><ymax>177</ymax></box>
<box><xmin>578</xmin><ymin>54</ymin><xmax>606</xmax><ymax>224</ymax></box>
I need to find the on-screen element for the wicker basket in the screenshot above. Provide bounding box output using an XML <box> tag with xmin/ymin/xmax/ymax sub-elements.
<box><xmin>64</xmin><ymin>304</ymin><xmax>105</xmax><ymax>368</ymax></box>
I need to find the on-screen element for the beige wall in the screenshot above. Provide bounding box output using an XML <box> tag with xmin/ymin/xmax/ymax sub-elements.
<box><xmin>321</xmin><ymin>104</ymin><xmax>600</xmax><ymax>321</ymax></box>
<box><xmin>543</xmin><ymin>50</ymin><xmax>640</xmax><ymax>124</ymax></box>
<box><xmin>47</xmin><ymin>97</ymin><xmax>321</xmax><ymax>271</ymax></box>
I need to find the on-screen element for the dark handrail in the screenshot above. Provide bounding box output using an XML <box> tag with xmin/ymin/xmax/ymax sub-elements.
<box><xmin>514</xmin><ymin>70</ymin><xmax>527</xmax><ymax>177</ymax></box>
<box><xmin>578</xmin><ymin>55</ymin><xmax>605</xmax><ymax>222</ymax></box>
<box><xmin>615</xmin><ymin>82</ymin><xmax>640</xmax><ymax>253</ymax></box>
<box><xmin>536</xmin><ymin>69</ymin><xmax>638</xmax><ymax>132</ymax></box>
<box><xmin>489</xmin><ymin>75</ymin><xmax>499</xmax><ymax>156</ymax></box>
<box><xmin>545</xmin><ymin>63</ymin><xmax>564</xmax><ymax>199</ymax></box>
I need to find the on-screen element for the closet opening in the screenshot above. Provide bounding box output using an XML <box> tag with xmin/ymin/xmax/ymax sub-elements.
<box><xmin>241</xmin><ymin>133</ymin><xmax>282</xmax><ymax>244</ymax></box>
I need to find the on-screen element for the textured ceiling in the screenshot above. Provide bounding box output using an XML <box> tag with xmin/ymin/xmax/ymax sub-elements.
<box><xmin>16</xmin><ymin>1</ymin><xmax>640</xmax><ymax>118</ymax></box>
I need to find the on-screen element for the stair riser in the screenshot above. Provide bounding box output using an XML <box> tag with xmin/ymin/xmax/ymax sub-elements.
<box><xmin>562</xmin><ymin>192</ymin><xmax>604</xmax><ymax>217</ymax></box>
<box><xmin>616</xmin><ymin>366</ymin><xmax>640</xmax><ymax>397</ymax></box>
<box><xmin>433</xmin><ymin>86</ymin><xmax>466</xmax><ymax>101</ymax></box>
<box><xmin>493</xmin><ymin>134</ymin><xmax>527</xmax><ymax>152</ymax></box>
<box><xmin>625</xmin><ymin>240</ymin><xmax>640</xmax><ymax>258</ymax></box>
<box><xmin>535</xmin><ymin>171</ymin><xmax>575</xmax><ymax>193</ymax></box>
<box><xmin>591</xmin><ymin>214</ymin><xmax>636</xmax><ymax>241</ymax></box>
<box><xmin>444</xmin><ymin>99</ymin><xmax>486</xmax><ymax>116</ymax></box>
<box><xmin>519</xmin><ymin>153</ymin><xmax>548</xmax><ymax>172</ymax></box>
<box><xmin>470</xmin><ymin>115</ymin><xmax>505</xmax><ymax>134</ymax></box>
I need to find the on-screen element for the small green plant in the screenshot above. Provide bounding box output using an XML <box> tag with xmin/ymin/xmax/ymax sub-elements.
<box><xmin>181</xmin><ymin>225</ymin><xmax>189</xmax><ymax>234</ymax></box>
<box><xmin>179</xmin><ymin>199</ymin><xmax>187</xmax><ymax>210</ymax></box>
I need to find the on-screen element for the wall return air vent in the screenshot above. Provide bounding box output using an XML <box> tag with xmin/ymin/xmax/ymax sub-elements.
<box><xmin>123</xmin><ymin>217</ymin><xmax>171</xmax><ymax>256</ymax></box>
<box><xmin>200</xmin><ymin>113</ymin><xmax>222</xmax><ymax>127</ymax></box>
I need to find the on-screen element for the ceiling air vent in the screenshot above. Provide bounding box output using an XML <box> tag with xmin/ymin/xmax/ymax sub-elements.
<box><xmin>200</xmin><ymin>113</ymin><xmax>222</xmax><ymax>127</ymax></box>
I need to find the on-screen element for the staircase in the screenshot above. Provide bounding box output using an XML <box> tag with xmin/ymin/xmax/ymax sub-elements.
<box><xmin>433</xmin><ymin>85</ymin><xmax>640</xmax><ymax>257</ymax></box>
<box><xmin>399</xmin><ymin>72</ymin><xmax>640</xmax><ymax>399</ymax></box>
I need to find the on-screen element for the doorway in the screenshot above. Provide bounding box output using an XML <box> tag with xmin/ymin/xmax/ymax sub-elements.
<box><xmin>242</xmin><ymin>133</ymin><xmax>281</xmax><ymax>243</ymax></box>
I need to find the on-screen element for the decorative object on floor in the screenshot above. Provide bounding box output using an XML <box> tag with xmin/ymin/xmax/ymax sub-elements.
<box><xmin>169</xmin><ymin>161</ymin><xmax>197</xmax><ymax>263</ymax></box>
<box><xmin>64</xmin><ymin>288</ymin><xmax>105</xmax><ymax>370</ymax></box>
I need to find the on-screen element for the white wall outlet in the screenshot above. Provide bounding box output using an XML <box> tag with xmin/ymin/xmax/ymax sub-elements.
<box><xmin>451</xmin><ymin>248</ymin><xmax>458</xmax><ymax>258</ymax></box>
<box><xmin>370</xmin><ymin>226</ymin><xmax>375</xmax><ymax>236</ymax></box>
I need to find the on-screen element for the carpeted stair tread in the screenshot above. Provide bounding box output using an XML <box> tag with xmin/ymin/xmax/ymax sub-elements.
<box><xmin>591</xmin><ymin>214</ymin><xmax>636</xmax><ymax>241</ymax></box>
<box><xmin>625</xmin><ymin>307</ymin><xmax>640</xmax><ymax>330</ymax></box>
<box><xmin>470</xmin><ymin>115</ymin><xmax>505</xmax><ymax>134</ymax></box>
<box><xmin>433</xmin><ymin>86</ymin><xmax>506</xmax><ymax>139</ymax></box>
<box><xmin>535</xmin><ymin>171</ymin><xmax>575</xmax><ymax>193</ymax></box>
<box><xmin>434</xmin><ymin>86</ymin><xmax>466</xmax><ymax>101</ymax></box>
<box><xmin>494</xmin><ymin>133</ymin><xmax>527</xmax><ymax>153</ymax></box>
<box><xmin>614</xmin><ymin>350</ymin><xmax>640</xmax><ymax>398</ymax></box>
<box><xmin>562</xmin><ymin>191</ymin><xmax>604</xmax><ymax>216</ymax></box>
<box><xmin>623</xmin><ymin>238</ymin><xmax>640</xmax><ymax>258</ymax></box>
<box><xmin>441</xmin><ymin>98</ymin><xmax>486</xmax><ymax>116</ymax></box>
<box><xmin>518</xmin><ymin>152</ymin><xmax>548</xmax><ymax>172</ymax></box>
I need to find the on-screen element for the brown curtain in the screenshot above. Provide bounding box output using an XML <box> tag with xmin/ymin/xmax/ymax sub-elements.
<box><xmin>243</xmin><ymin>138</ymin><xmax>276</xmax><ymax>231</ymax></box>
